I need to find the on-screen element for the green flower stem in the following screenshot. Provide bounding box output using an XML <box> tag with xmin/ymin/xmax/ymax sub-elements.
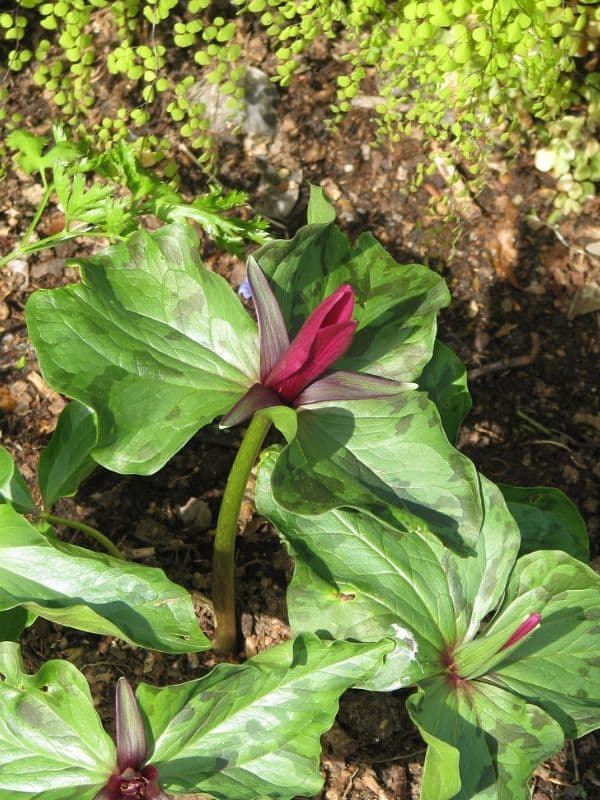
<box><xmin>40</xmin><ymin>511</ymin><xmax>124</xmax><ymax>560</ymax></box>
<box><xmin>22</xmin><ymin>177</ymin><xmax>52</xmax><ymax>249</ymax></box>
<box><xmin>213</xmin><ymin>413</ymin><xmax>272</xmax><ymax>653</ymax></box>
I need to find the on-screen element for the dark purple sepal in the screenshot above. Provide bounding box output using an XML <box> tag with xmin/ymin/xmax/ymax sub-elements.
<box><xmin>247</xmin><ymin>257</ymin><xmax>289</xmax><ymax>381</ymax></box>
<box><xmin>220</xmin><ymin>383</ymin><xmax>283</xmax><ymax>428</ymax></box>
<box><xmin>116</xmin><ymin>677</ymin><xmax>148</xmax><ymax>773</ymax></box>
<box><xmin>294</xmin><ymin>371</ymin><xmax>416</xmax><ymax>407</ymax></box>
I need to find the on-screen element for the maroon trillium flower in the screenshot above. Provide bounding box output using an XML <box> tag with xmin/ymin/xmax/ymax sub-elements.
<box><xmin>221</xmin><ymin>259</ymin><xmax>407</xmax><ymax>427</ymax></box>
<box><xmin>499</xmin><ymin>612</ymin><xmax>542</xmax><ymax>652</ymax></box>
<box><xmin>94</xmin><ymin>678</ymin><xmax>168</xmax><ymax>800</ymax></box>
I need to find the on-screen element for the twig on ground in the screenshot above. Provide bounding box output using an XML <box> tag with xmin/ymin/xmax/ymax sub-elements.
<box><xmin>341</xmin><ymin>766</ymin><xmax>360</xmax><ymax>800</ymax></box>
<box><xmin>531</xmin><ymin>439</ymin><xmax>586</xmax><ymax>468</ymax></box>
<box><xmin>469</xmin><ymin>333</ymin><xmax>540</xmax><ymax>379</ymax></box>
<box><xmin>369</xmin><ymin>748</ymin><xmax>427</xmax><ymax>764</ymax></box>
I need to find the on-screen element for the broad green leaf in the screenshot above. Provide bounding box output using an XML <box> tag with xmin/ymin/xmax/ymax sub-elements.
<box><xmin>138</xmin><ymin>635</ymin><xmax>392</xmax><ymax>800</ymax></box>
<box><xmin>26</xmin><ymin>224</ymin><xmax>259</xmax><ymax>474</ymax></box>
<box><xmin>418</xmin><ymin>340</ymin><xmax>471</xmax><ymax>444</ymax></box>
<box><xmin>0</xmin><ymin>642</ymin><xmax>115</xmax><ymax>800</ymax></box>
<box><xmin>253</xmin><ymin>222</ymin><xmax>449</xmax><ymax>382</ymax></box>
<box><xmin>270</xmin><ymin>393</ymin><xmax>484</xmax><ymax>548</ymax></box>
<box><xmin>38</xmin><ymin>400</ymin><xmax>98</xmax><ymax>509</ymax></box>
<box><xmin>0</xmin><ymin>505</ymin><xmax>209</xmax><ymax>653</ymax></box>
<box><xmin>306</xmin><ymin>184</ymin><xmax>336</xmax><ymax>224</ymax></box>
<box><xmin>0</xmin><ymin>446</ymin><xmax>36</xmax><ymax>513</ymax></box>
<box><xmin>258</xmin><ymin>451</ymin><xmax>519</xmax><ymax>690</ymax></box>
<box><xmin>500</xmin><ymin>484</ymin><xmax>589</xmax><ymax>562</ymax></box>
<box><xmin>483</xmin><ymin>550</ymin><xmax>600</xmax><ymax>737</ymax></box>
<box><xmin>407</xmin><ymin>676</ymin><xmax>564</xmax><ymax>800</ymax></box>
<box><xmin>0</xmin><ymin>608</ymin><xmax>30</xmax><ymax>642</ymax></box>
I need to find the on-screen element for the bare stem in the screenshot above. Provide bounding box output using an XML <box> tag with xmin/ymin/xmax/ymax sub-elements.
<box><xmin>40</xmin><ymin>511</ymin><xmax>124</xmax><ymax>560</ymax></box>
<box><xmin>212</xmin><ymin>413</ymin><xmax>272</xmax><ymax>653</ymax></box>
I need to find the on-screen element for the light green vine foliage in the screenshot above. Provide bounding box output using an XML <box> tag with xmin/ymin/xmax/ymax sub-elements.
<box><xmin>1</xmin><ymin>1</ymin><xmax>599</xmax><ymax>212</ymax></box>
<box><xmin>535</xmin><ymin>74</ymin><xmax>600</xmax><ymax>222</ymax></box>
<box><xmin>236</xmin><ymin>0</ymin><xmax>600</xmax><ymax>215</ymax></box>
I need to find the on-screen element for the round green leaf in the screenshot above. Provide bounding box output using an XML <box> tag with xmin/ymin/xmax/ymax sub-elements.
<box><xmin>138</xmin><ymin>635</ymin><xmax>392</xmax><ymax>799</ymax></box>
<box><xmin>269</xmin><ymin>393</ymin><xmax>484</xmax><ymax>549</ymax></box>
<box><xmin>26</xmin><ymin>224</ymin><xmax>259</xmax><ymax>474</ymax></box>
<box><xmin>0</xmin><ymin>643</ymin><xmax>115</xmax><ymax>800</ymax></box>
<box><xmin>418</xmin><ymin>340</ymin><xmax>471</xmax><ymax>444</ymax></box>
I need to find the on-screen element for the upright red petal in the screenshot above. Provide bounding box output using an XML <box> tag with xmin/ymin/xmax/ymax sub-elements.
<box><xmin>265</xmin><ymin>285</ymin><xmax>356</xmax><ymax>400</ymax></box>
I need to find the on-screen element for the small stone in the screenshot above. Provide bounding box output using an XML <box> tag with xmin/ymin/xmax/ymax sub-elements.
<box><xmin>7</xmin><ymin>258</ymin><xmax>28</xmax><ymax>289</ymax></box>
<box><xmin>467</xmin><ymin>299</ymin><xmax>479</xmax><ymax>318</ymax></box>
<box><xmin>176</xmin><ymin>497</ymin><xmax>212</xmax><ymax>531</ymax></box>
<box><xmin>31</xmin><ymin>257</ymin><xmax>65</xmax><ymax>280</ymax></box>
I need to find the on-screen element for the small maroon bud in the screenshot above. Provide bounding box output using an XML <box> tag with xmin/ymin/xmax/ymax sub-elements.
<box><xmin>499</xmin><ymin>613</ymin><xmax>542</xmax><ymax>652</ymax></box>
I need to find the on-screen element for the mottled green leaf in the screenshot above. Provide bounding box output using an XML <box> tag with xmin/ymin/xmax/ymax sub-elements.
<box><xmin>484</xmin><ymin>550</ymin><xmax>600</xmax><ymax>737</ymax></box>
<box><xmin>407</xmin><ymin>676</ymin><xmax>564</xmax><ymax>800</ymax></box>
<box><xmin>0</xmin><ymin>505</ymin><xmax>209</xmax><ymax>653</ymax></box>
<box><xmin>258</xmin><ymin>451</ymin><xmax>518</xmax><ymax>690</ymax></box>
<box><xmin>253</xmin><ymin>222</ymin><xmax>449</xmax><ymax>382</ymax></box>
<box><xmin>0</xmin><ymin>446</ymin><xmax>36</xmax><ymax>514</ymax></box>
<box><xmin>0</xmin><ymin>642</ymin><xmax>115</xmax><ymax>800</ymax></box>
<box><xmin>138</xmin><ymin>635</ymin><xmax>392</xmax><ymax>800</ymax></box>
<box><xmin>501</xmin><ymin>484</ymin><xmax>589</xmax><ymax>562</ymax></box>
<box><xmin>418</xmin><ymin>341</ymin><xmax>471</xmax><ymax>444</ymax></box>
<box><xmin>38</xmin><ymin>400</ymin><xmax>98</xmax><ymax>509</ymax></box>
<box><xmin>270</xmin><ymin>393</ymin><xmax>484</xmax><ymax>548</ymax></box>
<box><xmin>26</xmin><ymin>224</ymin><xmax>258</xmax><ymax>474</ymax></box>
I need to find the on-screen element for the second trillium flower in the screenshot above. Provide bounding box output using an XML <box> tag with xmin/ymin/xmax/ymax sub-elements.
<box><xmin>222</xmin><ymin>259</ymin><xmax>405</xmax><ymax>427</ymax></box>
<box><xmin>94</xmin><ymin>678</ymin><xmax>168</xmax><ymax>800</ymax></box>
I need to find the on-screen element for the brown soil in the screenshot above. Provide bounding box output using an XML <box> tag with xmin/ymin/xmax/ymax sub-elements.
<box><xmin>1</xmin><ymin>26</ymin><xmax>599</xmax><ymax>800</ymax></box>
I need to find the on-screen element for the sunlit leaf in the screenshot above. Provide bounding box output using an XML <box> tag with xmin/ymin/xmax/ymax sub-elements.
<box><xmin>138</xmin><ymin>635</ymin><xmax>392</xmax><ymax>799</ymax></box>
<box><xmin>26</xmin><ymin>224</ymin><xmax>259</xmax><ymax>474</ymax></box>
<box><xmin>0</xmin><ymin>505</ymin><xmax>209</xmax><ymax>653</ymax></box>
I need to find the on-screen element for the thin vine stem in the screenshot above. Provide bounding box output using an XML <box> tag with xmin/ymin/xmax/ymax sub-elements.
<box><xmin>22</xmin><ymin>176</ymin><xmax>52</xmax><ymax>249</ymax></box>
<box><xmin>212</xmin><ymin>413</ymin><xmax>272</xmax><ymax>653</ymax></box>
<box><xmin>40</xmin><ymin>511</ymin><xmax>124</xmax><ymax>560</ymax></box>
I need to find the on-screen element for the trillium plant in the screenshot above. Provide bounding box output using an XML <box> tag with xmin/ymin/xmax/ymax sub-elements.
<box><xmin>0</xmin><ymin>186</ymin><xmax>598</xmax><ymax>800</ymax></box>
